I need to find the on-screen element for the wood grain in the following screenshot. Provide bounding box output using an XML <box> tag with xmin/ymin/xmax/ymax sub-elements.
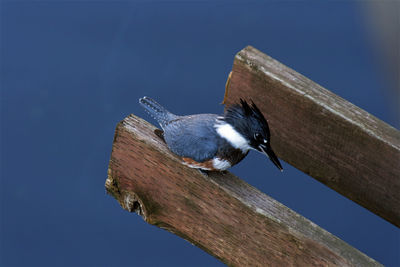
<box><xmin>224</xmin><ymin>46</ymin><xmax>400</xmax><ymax>227</ymax></box>
<box><xmin>106</xmin><ymin>114</ymin><xmax>381</xmax><ymax>267</ymax></box>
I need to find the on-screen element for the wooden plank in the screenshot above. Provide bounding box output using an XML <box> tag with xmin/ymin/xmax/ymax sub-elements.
<box><xmin>106</xmin><ymin>114</ymin><xmax>381</xmax><ymax>267</ymax></box>
<box><xmin>224</xmin><ymin>46</ymin><xmax>400</xmax><ymax>227</ymax></box>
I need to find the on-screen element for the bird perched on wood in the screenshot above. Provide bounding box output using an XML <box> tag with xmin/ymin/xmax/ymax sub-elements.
<box><xmin>139</xmin><ymin>96</ymin><xmax>283</xmax><ymax>172</ymax></box>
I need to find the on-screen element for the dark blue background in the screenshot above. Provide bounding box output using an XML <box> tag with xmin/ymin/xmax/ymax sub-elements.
<box><xmin>1</xmin><ymin>1</ymin><xmax>399</xmax><ymax>266</ymax></box>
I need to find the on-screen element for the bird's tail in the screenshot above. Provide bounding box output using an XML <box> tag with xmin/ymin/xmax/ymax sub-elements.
<box><xmin>139</xmin><ymin>96</ymin><xmax>178</xmax><ymax>129</ymax></box>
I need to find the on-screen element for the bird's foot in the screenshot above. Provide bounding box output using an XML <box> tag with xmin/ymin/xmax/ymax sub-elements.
<box><xmin>198</xmin><ymin>169</ymin><xmax>209</xmax><ymax>177</ymax></box>
<box><xmin>154</xmin><ymin>129</ymin><xmax>166</xmax><ymax>143</ymax></box>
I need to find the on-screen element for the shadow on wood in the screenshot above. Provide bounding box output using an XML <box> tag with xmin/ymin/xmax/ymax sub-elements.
<box><xmin>106</xmin><ymin>114</ymin><xmax>381</xmax><ymax>267</ymax></box>
<box><xmin>224</xmin><ymin>46</ymin><xmax>400</xmax><ymax>227</ymax></box>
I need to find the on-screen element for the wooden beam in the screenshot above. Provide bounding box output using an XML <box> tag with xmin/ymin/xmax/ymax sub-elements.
<box><xmin>224</xmin><ymin>46</ymin><xmax>400</xmax><ymax>227</ymax></box>
<box><xmin>106</xmin><ymin>114</ymin><xmax>381</xmax><ymax>267</ymax></box>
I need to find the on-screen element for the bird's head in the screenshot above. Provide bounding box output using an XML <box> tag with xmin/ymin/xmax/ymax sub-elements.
<box><xmin>224</xmin><ymin>99</ymin><xmax>283</xmax><ymax>171</ymax></box>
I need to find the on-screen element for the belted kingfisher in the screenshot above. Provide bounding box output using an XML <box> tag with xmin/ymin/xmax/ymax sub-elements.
<box><xmin>139</xmin><ymin>96</ymin><xmax>283</xmax><ymax>172</ymax></box>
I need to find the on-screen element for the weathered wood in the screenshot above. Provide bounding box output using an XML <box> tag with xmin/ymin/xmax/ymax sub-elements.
<box><xmin>224</xmin><ymin>46</ymin><xmax>400</xmax><ymax>227</ymax></box>
<box><xmin>106</xmin><ymin>114</ymin><xmax>381</xmax><ymax>267</ymax></box>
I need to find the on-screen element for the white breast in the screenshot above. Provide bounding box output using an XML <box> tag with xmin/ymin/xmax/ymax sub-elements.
<box><xmin>214</xmin><ymin>122</ymin><xmax>250</xmax><ymax>152</ymax></box>
<box><xmin>212</xmin><ymin>158</ymin><xmax>231</xmax><ymax>170</ymax></box>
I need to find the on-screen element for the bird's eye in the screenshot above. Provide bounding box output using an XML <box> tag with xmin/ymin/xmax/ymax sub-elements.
<box><xmin>254</xmin><ymin>133</ymin><xmax>262</xmax><ymax>140</ymax></box>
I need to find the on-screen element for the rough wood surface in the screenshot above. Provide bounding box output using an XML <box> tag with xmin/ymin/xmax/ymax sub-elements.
<box><xmin>106</xmin><ymin>114</ymin><xmax>381</xmax><ymax>267</ymax></box>
<box><xmin>224</xmin><ymin>46</ymin><xmax>400</xmax><ymax>228</ymax></box>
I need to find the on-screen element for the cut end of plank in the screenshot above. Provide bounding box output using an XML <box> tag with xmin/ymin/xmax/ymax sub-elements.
<box><xmin>222</xmin><ymin>71</ymin><xmax>232</xmax><ymax>105</ymax></box>
<box><xmin>106</xmin><ymin>169</ymin><xmax>147</xmax><ymax>218</ymax></box>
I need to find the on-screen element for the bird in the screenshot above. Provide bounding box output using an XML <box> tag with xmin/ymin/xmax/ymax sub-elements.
<box><xmin>139</xmin><ymin>96</ymin><xmax>283</xmax><ymax>172</ymax></box>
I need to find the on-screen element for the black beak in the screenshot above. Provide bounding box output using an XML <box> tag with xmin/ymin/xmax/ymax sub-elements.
<box><xmin>259</xmin><ymin>144</ymin><xmax>283</xmax><ymax>172</ymax></box>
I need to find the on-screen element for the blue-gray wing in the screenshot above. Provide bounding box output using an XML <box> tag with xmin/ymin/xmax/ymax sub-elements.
<box><xmin>163</xmin><ymin>114</ymin><xmax>220</xmax><ymax>162</ymax></box>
